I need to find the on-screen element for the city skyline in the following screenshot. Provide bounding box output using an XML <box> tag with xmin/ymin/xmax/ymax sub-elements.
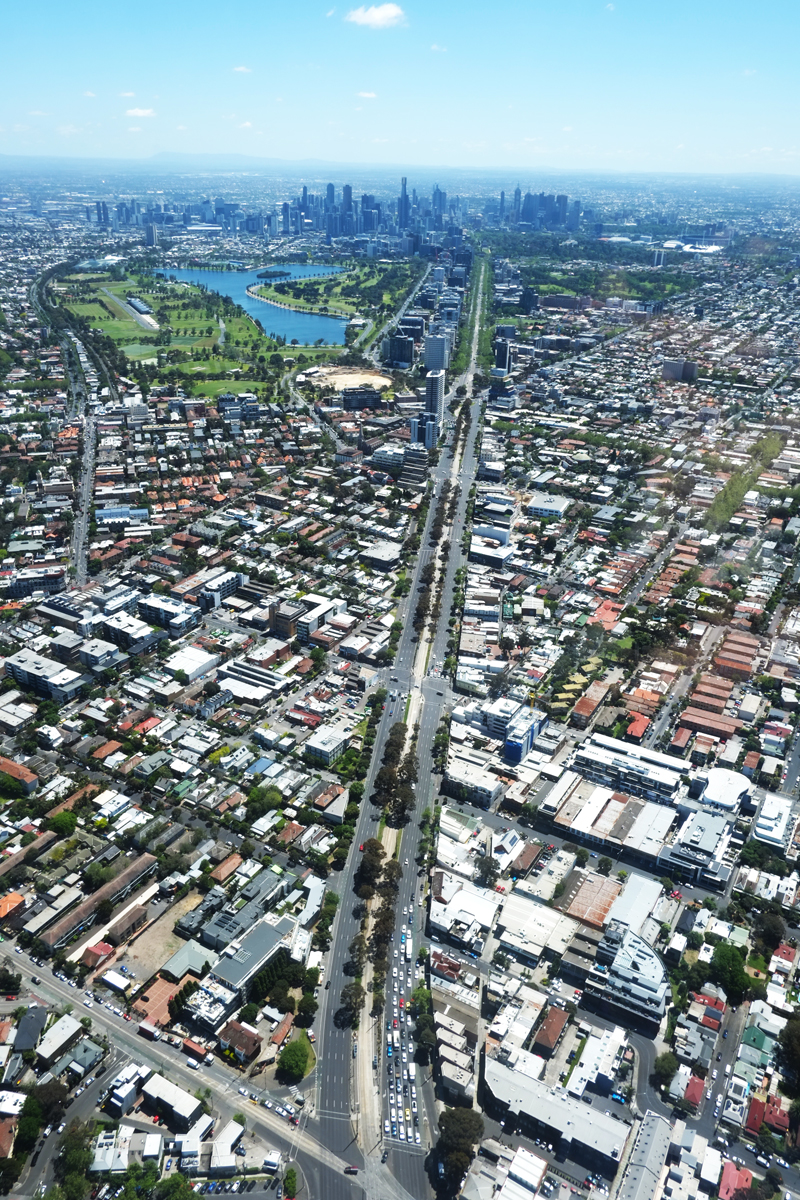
<box><xmin>1</xmin><ymin>0</ymin><xmax>799</xmax><ymax>174</ymax></box>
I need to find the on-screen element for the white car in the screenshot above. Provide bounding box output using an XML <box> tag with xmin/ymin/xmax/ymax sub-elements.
<box><xmin>384</xmin><ymin>1120</ymin><xmax>390</xmax><ymax>1134</ymax></box>
<box><xmin>415</xmin><ymin>1132</ymin><xmax>421</xmax><ymax>1145</ymax></box>
<box><xmin>390</xmin><ymin>1107</ymin><xmax>396</xmax><ymax>1123</ymax></box>
<box><xmin>393</xmin><ymin>967</ymin><xmax>398</xmax><ymax>978</ymax></box>
<box><xmin>393</xmin><ymin>949</ymin><xmax>398</xmax><ymax>959</ymax></box>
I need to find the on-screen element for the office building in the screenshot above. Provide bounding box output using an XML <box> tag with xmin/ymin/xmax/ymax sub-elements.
<box><xmin>208</xmin><ymin>916</ymin><xmax>295</xmax><ymax>999</ymax></box>
<box><xmin>424</xmin><ymin>334</ymin><xmax>450</xmax><ymax>372</ymax></box>
<box><xmin>525</xmin><ymin>492</ymin><xmax>571</xmax><ymax>519</ymax></box>
<box><xmin>341</xmin><ymin>386</ymin><xmax>384</xmax><ymax>410</ymax></box>
<box><xmin>304</xmin><ymin>725</ymin><xmax>350</xmax><ymax>766</ymax></box>
<box><xmin>385</xmin><ymin>333</ymin><xmax>415</xmax><ymax>368</ymax></box>
<box><xmin>483</xmin><ymin>1052</ymin><xmax>630</xmax><ymax>1168</ymax></box>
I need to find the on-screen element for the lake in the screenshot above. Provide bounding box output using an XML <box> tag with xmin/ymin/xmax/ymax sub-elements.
<box><xmin>158</xmin><ymin>264</ymin><xmax>348</xmax><ymax>345</ymax></box>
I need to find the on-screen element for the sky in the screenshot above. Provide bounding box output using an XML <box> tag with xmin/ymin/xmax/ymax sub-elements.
<box><xmin>2</xmin><ymin>0</ymin><xmax>799</xmax><ymax>175</ymax></box>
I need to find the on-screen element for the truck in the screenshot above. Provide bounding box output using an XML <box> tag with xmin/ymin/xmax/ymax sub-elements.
<box><xmin>138</xmin><ymin>1021</ymin><xmax>162</xmax><ymax>1041</ymax></box>
<box><xmin>408</xmin><ymin>1063</ymin><xmax>416</xmax><ymax>1082</ymax></box>
<box><xmin>405</xmin><ymin>942</ymin><xmax>413</xmax><ymax>963</ymax></box>
<box><xmin>392</xmin><ymin>1031</ymin><xmax>400</xmax><ymax>1050</ymax></box>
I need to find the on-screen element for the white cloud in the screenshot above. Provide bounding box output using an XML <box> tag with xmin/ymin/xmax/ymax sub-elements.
<box><xmin>431</xmin><ymin>43</ymin><xmax>447</xmax><ymax>52</ymax></box>
<box><xmin>327</xmin><ymin>6</ymin><xmax>336</xmax><ymax>13</ymax></box>
<box><xmin>29</xmin><ymin>110</ymin><xmax>49</xmax><ymax>117</ymax></box>
<box><xmin>120</xmin><ymin>91</ymin><xmax>135</xmax><ymax>97</ymax></box>
<box><xmin>176</xmin><ymin>125</ymin><xmax>187</xmax><ymax>131</ymax></box>
<box><xmin>58</xmin><ymin>124</ymin><xmax>80</xmax><ymax>135</ymax></box>
<box><xmin>346</xmin><ymin>3</ymin><xmax>404</xmax><ymax>28</ymax></box>
<box><xmin>126</xmin><ymin>107</ymin><xmax>156</xmax><ymax>117</ymax></box>
<box><xmin>606</xmin><ymin>3</ymin><xmax>614</xmax><ymax>9</ymax></box>
<box><xmin>233</xmin><ymin>65</ymin><xmax>251</xmax><ymax>73</ymax></box>
<box><xmin>83</xmin><ymin>91</ymin><xmax>95</xmax><ymax>97</ymax></box>
<box><xmin>743</xmin><ymin>68</ymin><xmax>757</xmax><ymax>76</ymax></box>
<box><xmin>239</xmin><ymin>121</ymin><xmax>252</xmax><ymax>128</ymax></box>
<box><xmin>128</xmin><ymin>127</ymin><xmax>142</xmax><ymax>133</ymax></box>
<box><xmin>357</xmin><ymin>91</ymin><xmax>377</xmax><ymax>98</ymax></box>
<box><xmin>562</xmin><ymin>125</ymin><xmax>573</xmax><ymax>132</ymax></box>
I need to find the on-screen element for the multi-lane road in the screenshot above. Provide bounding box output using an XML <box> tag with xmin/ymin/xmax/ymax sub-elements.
<box><xmin>314</xmin><ymin>259</ymin><xmax>487</xmax><ymax>1200</ymax></box>
<box><xmin>71</xmin><ymin>412</ymin><xmax>95</xmax><ymax>586</ymax></box>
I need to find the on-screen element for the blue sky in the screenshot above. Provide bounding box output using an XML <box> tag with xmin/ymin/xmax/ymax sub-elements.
<box><xmin>1</xmin><ymin>0</ymin><xmax>798</xmax><ymax>173</ymax></box>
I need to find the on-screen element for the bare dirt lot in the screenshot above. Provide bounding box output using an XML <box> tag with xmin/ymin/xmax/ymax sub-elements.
<box><xmin>312</xmin><ymin>367</ymin><xmax>392</xmax><ymax>391</ymax></box>
<box><xmin>116</xmin><ymin>891</ymin><xmax>203</xmax><ymax>983</ymax></box>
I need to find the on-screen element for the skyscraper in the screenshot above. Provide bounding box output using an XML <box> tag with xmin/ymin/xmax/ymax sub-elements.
<box><xmin>520</xmin><ymin>192</ymin><xmax>537</xmax><ymax>223</ymax></box>
<box><xmin>398</xmin><ymin>177</ymin><xmax>410</xmax><ymax>230</ymax></box>
<box><xmin>325</xmin><ymin>183</ymin><xmax>335</xmax><ymax>211</ymax></box>
<box><xmin>424</xmin><ymin>335</ymin><xmax>449</xmax><ymax>372</ymax></box>
<box><xmin>425</xmin><ymin>369</ymin><xmax>446</xmax><ymax>425</ymax></box>
<box><xmin>432</xmin><ymin>184</ymin><xmax>446</xmax><ymax>217</ymax></box>
<box><xmin>513</xmin><ymin>186</ymin><xmax>521</xmax><ymax>222</ymax></box>
<box><xmin>500</xmin><ymin>190</ymin><xmax>505</xmax><ymax>218</ymax></box>
<box><xmin>342</xmin><ymin>184</ymin><xmax>352</xmax><ymax>214</ymax></box>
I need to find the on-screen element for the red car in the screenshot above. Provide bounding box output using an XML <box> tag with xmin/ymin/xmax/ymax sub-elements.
<box><xmin>393</xmin><ymin>1018</ymin><xmax>398</xmax><ymax>1028</ymax></box>
<box><xmin>399</xmin><ymin>998</ymin><xmax>404</xmax><ymax>1009</ymax></box>
<box><xmin>359</xmin><ymin>844</ymin><xmax>364</xmax><ymax>851</ymax></box>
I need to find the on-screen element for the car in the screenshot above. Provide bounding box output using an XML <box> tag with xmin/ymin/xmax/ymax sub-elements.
<box><xmin>239</xmin><ymin>1087</ymin><xmax>248</xmax><ymax>1096</ymax></box>
<box><xmin>723</xmin><ymin>1030</ymin><xmax>728</xmax><ymax>1038</ymax></box>
<box><xmin>84</xmin><ymin>999</ymin><xmax>93</xmax><ymax>1008</ymax></box>
<box><xmin>308</xmin><ymin>1032</ymin><xmax>316</xmax><ymax>1043</ymax></box>
<box><xmin>381</xmin><ymin>1150</ymin><xmax>389</xmax><ymax>1163</ymax></box>
<box><xmin>384</xmin><ymin>1119</ymin><xmax>390</xmax><ymax>1134</ymax></box>
<box><xmin>167</xmin><ymin>1161</ymin><xmax>173</xmax><ymax>1172</ymax></box>
<box><xmin>717</xmin><ymin>1053</ymin><xmax>722</xmax><ymax>1061</ymax></box>
<box><xmin>404</xmin><ymin>858</ymin><xmax>409</xmax><ymax>866</ymax></box>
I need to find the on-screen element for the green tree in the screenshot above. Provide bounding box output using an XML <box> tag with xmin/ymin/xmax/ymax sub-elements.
<box><xmin>277</xmin><ymin>1038</ymin><xmax>308</xmax><ymax>1082</ymax></box>
<box><xmin>597</xmin><ymin>856</ymin><xmax>612</xmax><ymax>875</ymax></box>
<box><xmin>652</xmin><ymin>1052</ymin><xmax>678</xmax><ymax>1087</ymax></box>
<box><xmin>283</xmin><ymin>1168</ymin><xmax>297</xmax><ymax>1199</ymax></box>
<box><xmin>575</xmin><ymin>848</ymin><xmax>589</xmax><ymax>867</ymax></box>
<box><xmin>47</xmin><ymin>811</ymin><xmax>77</xmax><ymax>838</ymax></box>
<box><xmin>475</xmin><ymin>855</ymin><xmax>501</xmax><ymax>888</ymax></box>
<box><xmin>438</xmin><ymin>1107</ymin><xmax>485</xmax><ymax>1180</ymax></box>
<box><xmin>710</xmin><ymin>942</ymin><xmax>749</xmax><ymax>1004</ymax></box>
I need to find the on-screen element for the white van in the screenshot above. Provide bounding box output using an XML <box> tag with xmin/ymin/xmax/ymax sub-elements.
<box><xmin>186</xmin><ymin>1057</ymin><xmax>200</xmax><ymax>1070</ymax></box>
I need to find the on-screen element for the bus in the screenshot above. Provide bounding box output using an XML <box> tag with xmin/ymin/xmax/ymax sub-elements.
<box><xmin>405</xmin><ymin>942</ymin><xmax>413</xmax><ymax>963</ymax></box>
